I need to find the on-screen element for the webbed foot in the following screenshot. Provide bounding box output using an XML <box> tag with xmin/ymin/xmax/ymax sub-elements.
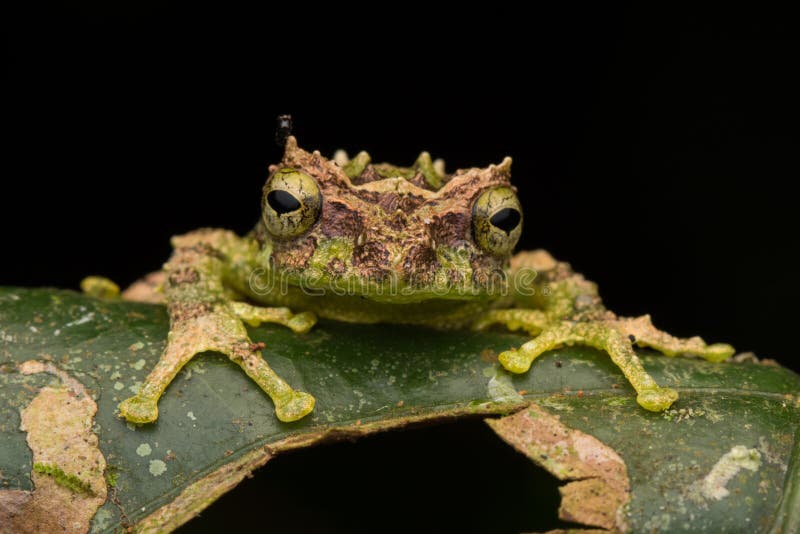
<box><xmin>498</xmin><ymin>348</ymin><xmax>534</xmax><ymax>374</ymax></box>
<box><xmin>702</xmin><ymin>343</ymin><xmax>736</xmax><ymax>363</ymax></box>
<box><xmin>636</xmin><ymin>386</ymin><xmax>679</xmax><ymax>412</ymax></box>
<box><xmin>274</xmin><ymin>391</ymin><xmax>316</xmax><ymax>422</ymax></box>
<box><xmin>494</xmin><ymin>320</ymin><xmax>689</xmax><ymax>412</ymax></box>
<box><xmin>287</xmin><ymin>312</ymin><xmax>317</xmax><ymax>334</ymax></box>
<box><xmin>119</xmin><ymin>395</ymin><xmax>158</xmax><ymax>424</ymax></box>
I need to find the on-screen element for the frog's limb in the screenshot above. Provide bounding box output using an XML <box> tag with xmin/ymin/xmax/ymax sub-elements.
<box><xmin>230</xmin><ymin>301</ymin><xmax>317</xmax><ymax>334</ymax></box>
<box><xmin>118</xmin><ymin>327</ymin><xmax>203</xmax><ymax>424</ymax></box>
<box><xmin>118</xmin><ymin>229</ymin><xmax>315</xmax><ymax>424</ymax></box>
<box><xmin>471</xmin><ymin>309</ymin><xmax>548</xmax><ymax>336</ymax></box>
<box><xmin>80</xmin><ymin>276</ymin><xmax>120</xmax><ymax>299</ymax></box>
<box><xmin>496</xmin><ymin>321</ymin><xmax>679</xmax><ymax>411</ymax></box>
<box><xmin>498</xmin><ymin>250</ymin><xmax>734</xmax><ymax>412</ymax></box>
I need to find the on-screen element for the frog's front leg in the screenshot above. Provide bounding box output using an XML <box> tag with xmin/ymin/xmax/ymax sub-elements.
<box><xmin>118</xmin><ymin>229</ymin><xmax>316</xmax><ymax>424</ymax></box>
<box><xmin>478</xmin><ymin>250</ymin><xmax>735</xmax><ymax>412</ymax></box>
<box><xmin>493</xmin><ymin>319</ymin><xmax>681</xmax><ymax>410</ymax></box>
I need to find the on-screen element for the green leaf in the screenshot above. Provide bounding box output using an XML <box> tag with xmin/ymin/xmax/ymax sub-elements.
<box><xmin>0</xmin><ymin>287</ymin><xmax>798</xmax><ymax>532</ymax></box>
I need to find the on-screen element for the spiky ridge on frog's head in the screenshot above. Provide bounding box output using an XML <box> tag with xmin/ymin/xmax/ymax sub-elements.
<box><xmin>254</xmin><ymin>136</ymin><xmax>523</xmax><ymax>303</ymax></box>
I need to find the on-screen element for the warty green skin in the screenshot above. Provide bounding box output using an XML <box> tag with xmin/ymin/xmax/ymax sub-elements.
<box><xmin>114</xmin><ymin>137</ymin><xmax>735</xmax><ymax>424</ymax></box>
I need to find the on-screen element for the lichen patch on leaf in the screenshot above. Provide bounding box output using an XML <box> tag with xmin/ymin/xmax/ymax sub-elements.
<box><xmin>0</xmin><ymin>360</ymin><xmax>107</xmax><ymax>533</ymax></box>
<box><xmin>149</xmin><ymin>460</ymin><xmax>167</xmax><ymax>477</ymax></box>
<box><xmin>136</xmin><ymin>443</ymin><xmax>153</xmax><ymax>457</ymax></box>
<box><xmin>690</xmin><ymin>445</ymin><xmax>762</xmax><ymax>502</ymax></box>
<box><xmin>486</xmin><ymin>404</ymin><xmax>630</xmax><ymax>532</ymax></box>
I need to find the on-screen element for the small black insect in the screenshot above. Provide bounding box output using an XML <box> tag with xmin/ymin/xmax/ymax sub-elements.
<box><xmin>275</xmin><ymin>114</ymin><xmax>293</xmax><ymax>147</ymax></box>
<box><xmin>629</xmin><ymin>334</ymin><xmax>637</xmax><ymax>344</ymax></box>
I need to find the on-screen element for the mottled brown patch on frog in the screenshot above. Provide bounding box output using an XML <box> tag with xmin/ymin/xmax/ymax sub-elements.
<box><xmin>316</xmin><ymin>161</ymin><xmax>351</xmax><ymax>189</ymax></box>
<box><xmin>183</xmin><ymin>243</ymin><xmax>226</xmax><ymax>261</ymax></box>
<box><xmin>377</xmin><ymin>192</ymin><xmax>401</xmax><ymax>213</ymax></box>
<box><xmin>327</xmin><ymin>258</ymin><xmax>346</xmax><ymax>275</ymax></box>
<box><xmin>272</xmin><ymin>236</ymin><xmax>316</xmax><ymax>270</ymax></box>
<box><xmin>321</xmin><ymin>200</ymin><xmax>363</xmax><ymax>238</ymax></box>
<box><xmin>448</xmin><ymin>268</ymin><xmax>466</xmax><ymax>284</ymax></box>
<box><xmin>446</xmin><ymin>174</ymin><xmax>494</xmax><ymax>204</ymax></box>
<box><xmin>387</xmin><ymin>211</ymin><xmax>408</xmax><ymax>231</ymax></box>
<box><xmin>403</xmin><ymin>244</ymin><xmax>440</xmax><ymax>285</ymax></box>
<box><xmin>168</xmin><ymin>267</ymin><xmax>200</xmax><ymax>286</ymax></box>
<box><xmin>352</xmin><ymin>165</ymin><xmax>381</xmax><ymax>185</ymax></box>
<box><xmin>169</xmin><ymin>302</ymin><xmax>214</xmax><ymax>322</ymax></box>
<box><xmin>376</xmin><ymin>192</ymin><xmax>425</xmax><ymax>214</ymax></box>
<box><xmin>470</xmin><ymin>254</ymin><xmax>507</xmax><ymax>291</ymax></box>
<box><xmin>353</xmin><ymin>241</ymin><xmax>391</xmax><ymax>282</ymax></box>
<box><xmin>407</xmin><ymin>171</ymin><xmax>429</xmax><ymax>190</ymax></box>
<box><xmin>348</xmin><ymin>188</ymin><xmax>378</xmax><ymax>204</ymax></box>
<box><xmin>429</xmin><ymin>211</ymin><xmax>471</xmax><ymax>247</ymax></box>
<box><xmin>400</xmin><ymin>194</ymin><xmax>425</xmax><ymax>212</ymax></box>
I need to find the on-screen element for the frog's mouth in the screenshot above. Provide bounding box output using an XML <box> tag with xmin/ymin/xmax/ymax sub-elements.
<box><xmin>249</xmin><ymin>263</ymin><xmax>510</xmax><ymax>305</ymax></box>
<box><xmin>254</xmin><ymin>235</ymin><xmax>511</xmax><ymax>303</ymax></box>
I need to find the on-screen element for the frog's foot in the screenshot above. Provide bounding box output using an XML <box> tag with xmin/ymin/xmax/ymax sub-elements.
<box><xmin>231</xmin><ymin>302</ymin><xmax>317</xmax><ymax>334</ymax></box>
<box><xmin>498</xmin><ymin>347</ymin><xmax>536</xmax><ymax>374</ymax></box>
<box><xmin>619</xmin><ymin>315</ymin><xmax>735</xmax><ymax>363</ymax></box>
<box><xmin>231</xmin><ymin>340</ymin><xmax>316</xmax><ymax>421</ymax></box>
<box><xmin>497</xmin><ymin>323</ymin><xmax>580</xmax><ymax>375</ymax></box>
<box><xmin>274</xmin><ymin>391</ymin><xmax>316</xmax><ymax>422</ymax></box>
<box><xmin>497</xmin><ymin>320</ymin><xmax>679</xmax><ymax>412</ymax></box>
<box><xmin>121</xmin><ymin>305</ymin><xmax>316</xmax><ymax>425</ymax></box>
<box><xmin>702</xmin><ymin>343</ymin><xmax>737</xmax><ymax>363</ymax></box>
<box><xmin>636</xmin><ymin>386</ymin><xmax>679</xmax><ymax>412</ymax></box>
<box><xmin>118</xmin><ymin>395</ymin><xmax>158</xmax><ymax>424</ymax></box>
<box><xmin>81</xmin><ymin>276</ymin><xmax>121</xmax><ymax>299</ymax></box>
<box><xmin>287</xmin><ymin>312</ymin><xmax>317</xmax><ymax>334</ymax></box>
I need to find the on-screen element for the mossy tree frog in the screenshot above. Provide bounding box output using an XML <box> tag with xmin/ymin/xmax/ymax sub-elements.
<box><xmin>96</xmin><ymin>136</ymin><xmax>733</xmax><ymax>424</ymax></box>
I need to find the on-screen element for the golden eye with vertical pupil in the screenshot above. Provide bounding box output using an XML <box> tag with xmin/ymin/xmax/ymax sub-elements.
<box><xmin>262</xmin><ymin>168</ymin><xmax>322</xmax><ymax>238</ymax></box>
<box><xmin>472</xmin><ymin>186</ymin><xmax>523</xmax><ymax>256</ymax></box>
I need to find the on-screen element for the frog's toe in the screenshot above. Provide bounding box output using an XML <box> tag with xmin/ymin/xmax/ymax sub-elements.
<box><xmin>287</xmin><ymin>312</ymin><xmax>317</xmax><ymax>334</ymax></box>
<box><xmin>119</xmin><ymin>395</ymin><xmax>158</xmax><ymax>424</ymax></box>
<box><xmin>636</xmin><ymin>386</ymin><xmax>678</xmax><ymax>412</ymax></box>
<box><xmin>703</xmin><ymin>343</ymin><xmax>735</xmax><ymax>363</ymax></box>
<box><xmin>275</xmin><ymin>391</ymin><xmax>315</xmax><ymax>422</ymax></box>
<box><xmin>81</xmin><ymin>276</ymin><xmax>120</xmax><ymax>299</ymax></box>
<box><xmin>498</xmin><ymin>348</ymin><xmax>533</xmax><ymax>374</ymax></box>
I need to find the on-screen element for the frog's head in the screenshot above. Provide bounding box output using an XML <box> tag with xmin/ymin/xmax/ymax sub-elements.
<box><xmin>254</xmin><ymin>137</ymin><xmax>522</xmax><ymax>302</ymax></box>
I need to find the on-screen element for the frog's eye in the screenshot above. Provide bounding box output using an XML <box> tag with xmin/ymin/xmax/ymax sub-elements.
<box><xmin>262</xmin><ymin>168</ymin><xmax>322</xmax><ymax>238</ymax></box>
<box><xmin>472</xmin><ymin>186</ymin><xmax>523</xmax><ymax>256</ymax></box>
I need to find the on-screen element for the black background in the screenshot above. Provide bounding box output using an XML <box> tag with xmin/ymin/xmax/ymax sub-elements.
<box><xmin>4</xmin><ymin>4</ymin><xmax>799</xmax><ymax>533</ymax></box>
